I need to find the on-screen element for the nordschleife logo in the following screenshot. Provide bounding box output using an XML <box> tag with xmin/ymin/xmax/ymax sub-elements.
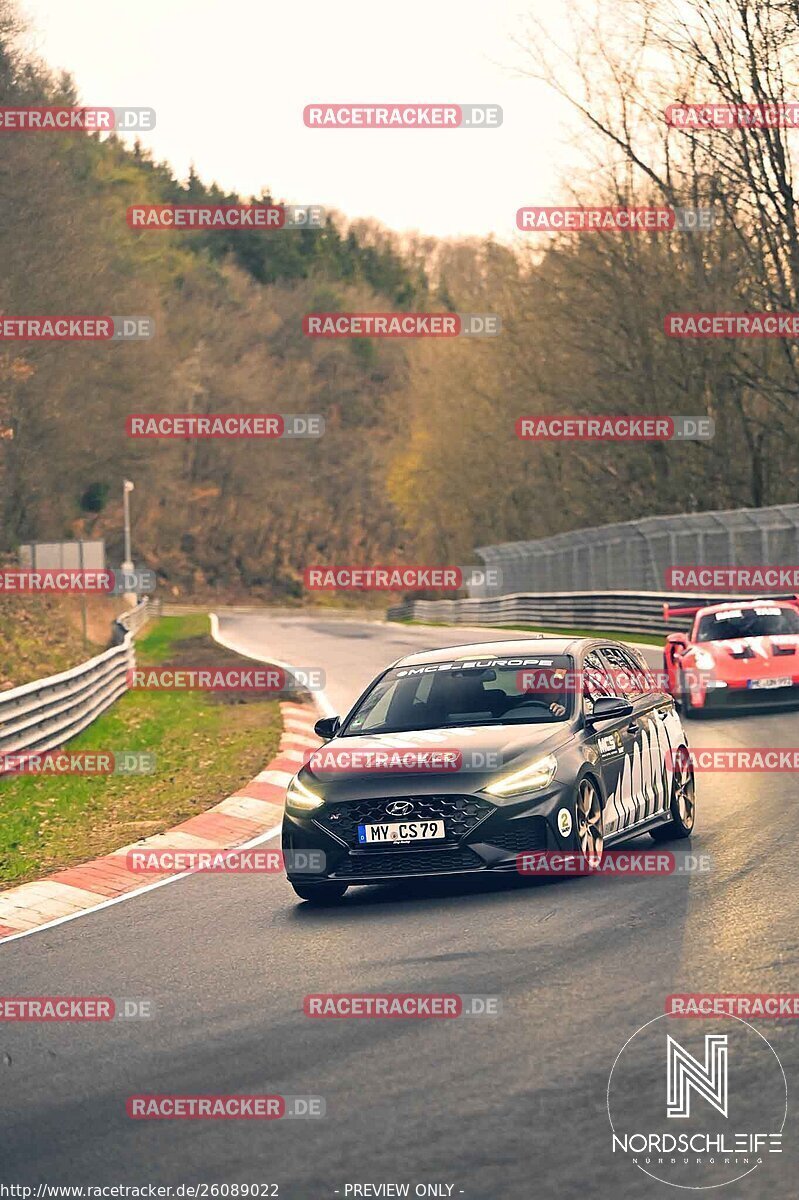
<box><xmin>607</xmin><ymin>1014</ymin><xmax>786</xmax><ymax>1189</ymax></box>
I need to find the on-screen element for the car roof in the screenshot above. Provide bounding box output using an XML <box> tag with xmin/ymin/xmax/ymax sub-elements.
<box><xmin>393</xmin><ymin>636</ymin><xmax>592</xmax><ymax>667</ymax></box>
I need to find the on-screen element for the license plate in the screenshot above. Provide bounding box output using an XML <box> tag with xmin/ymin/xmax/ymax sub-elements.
<box><xmin>358</xmin><ymin>820</ymin><xmax>445</xmax><ymax>844</ymax></box>
<box><xmin>748</xmin><ymin>677</ymin><xmax>793</xmax><ymax>690</ymax></box>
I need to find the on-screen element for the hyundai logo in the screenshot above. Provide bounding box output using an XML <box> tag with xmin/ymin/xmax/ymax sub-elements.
<box><xmin>385</xmin><ymin>800</ymin><xmax>414</xmax><ymax>817</ymax></box>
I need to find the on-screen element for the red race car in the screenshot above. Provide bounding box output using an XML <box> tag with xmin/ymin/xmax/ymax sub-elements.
<box><xmin>663</xmin><ymin>596</ymin><xmax>799</xmax><ymax>716</ymax></box>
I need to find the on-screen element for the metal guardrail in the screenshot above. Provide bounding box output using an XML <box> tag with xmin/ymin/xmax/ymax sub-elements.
<box><xmin>386</xmin><ymin>590</ymin><xmax>784</xmax><ymax>637</ymax></box>
<box><xmin>0</xmin><ymin>598</ymin><xmax>156</xmax><ymax>761</ymax></box>
<box><xmin>112</xmin><ymin>596</ymin><xmax>160</xmax><ymax>643</ymax></box>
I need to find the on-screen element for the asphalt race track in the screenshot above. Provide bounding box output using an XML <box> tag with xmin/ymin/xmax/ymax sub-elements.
<box><xmin>3</xmin><ymin>612</ymin><xmax>799</xmax><ymax>1198</ymax></box>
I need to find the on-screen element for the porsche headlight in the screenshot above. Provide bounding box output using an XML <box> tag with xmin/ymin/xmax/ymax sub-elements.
<box><xmin>484</xmin><ymin>753</ymin><xmax>558</xmax><ymax>799</ymax></box>
<box><xmin>286</xmin><ymin>774</ymin><xmax>324</xmax><ymax>813</ymax></box>
<box><xmin>692</xmin><ymin>649</ymin><xmax>715</xmax><ymax>671</ymax></box>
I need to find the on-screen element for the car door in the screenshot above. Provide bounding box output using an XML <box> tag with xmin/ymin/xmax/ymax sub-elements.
<box><xmin>581</xmin><ymin>649</ymin><xmax>638</xmax><ymax>837</ymax></box>
<box><xmin>599</xmin><ymin>645</ymin><xmax>670</xmax><ymax>829</ymax></box>
<box><xmin>628</xmin><ymin>644</ymin><xmax>684</xmax><ymax>813</ymax></box>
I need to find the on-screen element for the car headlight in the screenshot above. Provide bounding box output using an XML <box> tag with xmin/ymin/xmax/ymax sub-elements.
<box><xmin>692</xmin><ymin>649</ymin><xmax>715</xmax><ymax>671</ymax></box>
<box><xmin>484</xmin><ymin>753</ymin><xmax>558</xmax><ymax>799</ymax></box>
<box><xmin>286</xmin><ymin>774</ymin><xmax>324</xmax><ymax>813</ymax></box>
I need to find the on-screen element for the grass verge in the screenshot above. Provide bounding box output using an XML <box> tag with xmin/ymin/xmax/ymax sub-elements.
<box><xmin>0</xmin><ymin>614</ymin><xmax>283</xmax><ymax>887</ymax></box>
<box><xmin>0</xmin><ymin>596</ymin><xmax>109</xmax><ymax>692</ymax></box>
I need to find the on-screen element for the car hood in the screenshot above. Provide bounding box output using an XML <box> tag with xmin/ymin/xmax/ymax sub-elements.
<box><xmin>301</xmin><ymin>722</ymin><xmax>573</xmax><ymax>801</ymax></box>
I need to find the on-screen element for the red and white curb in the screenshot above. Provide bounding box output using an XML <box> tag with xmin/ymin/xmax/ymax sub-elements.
<box><xmin>0</xmin><ymin>700</ymin><xmax>320</xmax><ymax>946</ymax></box>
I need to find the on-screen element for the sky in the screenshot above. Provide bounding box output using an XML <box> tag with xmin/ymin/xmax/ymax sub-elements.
<box><xmin>17</xmin><ymin>0</ymin><xmax>581</xmax><ymax>242</ymax></box>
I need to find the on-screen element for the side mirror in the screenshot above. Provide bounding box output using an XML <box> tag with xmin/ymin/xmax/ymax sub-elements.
<box><xmin>586</xmin><ymin>696</ymin><xmax>633</xmax><ymax>724</ymax></box>
<box><xmin>314</xmin><ymin>715</ymin><xmax>341</xmax><ymax>740</ymax></box>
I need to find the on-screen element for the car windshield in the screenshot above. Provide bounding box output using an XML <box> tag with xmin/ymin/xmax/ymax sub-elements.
<box><xmin>695</xmin><ymin>605</ymin><xmax>799</xmax><ymax>642</ymax></box>
<box><xmin>341</xmin><ymin>655</ymin><xmax>575</xmax><ymax>735</ymax></box>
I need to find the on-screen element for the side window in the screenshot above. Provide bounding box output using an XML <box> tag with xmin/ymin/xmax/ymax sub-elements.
<box><xmin>600</xmin><ymin>646</ymin><xmax>647</xmax><ymax>698</ymax></box>
<box><xmin>630</xmin><ymin>647</ymin><xmax>662</xmax><ymax>695</ymax></box>
<box><xmin>583</xmin><ymin>651</ymin><xmax>618</xmax><ymax>714</ymax></box>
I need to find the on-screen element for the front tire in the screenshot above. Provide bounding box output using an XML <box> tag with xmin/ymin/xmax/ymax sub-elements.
<box><xmin>291</xmin><ymin>881</ymin><xmax>348</xmax><ymax>905</ymax></box>
<box><xmin>651</xmin><ymin>745</ymin><xmax>695</xmax><ymax>842</ymax></box>
<box><xmin>575</xmin><ymin>777</ymin><xmax>604</xmax><ymax>859</ymax></box>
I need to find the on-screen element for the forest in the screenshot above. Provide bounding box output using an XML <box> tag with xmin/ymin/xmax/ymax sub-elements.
<box><xmin>1</xmin><ymin>0</ymin><xmax>796</xmax><ymax>599</ymax></box>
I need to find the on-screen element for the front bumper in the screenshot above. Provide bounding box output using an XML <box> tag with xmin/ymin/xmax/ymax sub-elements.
<box><xmin>686</xmin><ymin>679</ymin><xmax>799</xmax><ymax>711</ymax></box>
<box><xmin>282</xmin><ymin>784</ymin><xmax>575</xmax><ymax>885</ymax></box>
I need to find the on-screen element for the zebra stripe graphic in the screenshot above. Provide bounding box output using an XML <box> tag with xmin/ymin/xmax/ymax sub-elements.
<box><xmin>607</xmin><ymin>706</ymin><xmax>679</xmax><ymax>827</ymax></box>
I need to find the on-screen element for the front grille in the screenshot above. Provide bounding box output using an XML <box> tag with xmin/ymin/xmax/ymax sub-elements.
<box><xmin>332</xmin><ymin>846</ymin><xmax>484</xmax><ymax>878</ymax></box>
<box><xmin>481</xmin><ymin>816</ymin><xmax>548</xmax><ymax>853</ymax></box>
<box><xmin>317</xmin><ymin>794</ymin><xmax>495</xmax><ymax>846</ymax></box>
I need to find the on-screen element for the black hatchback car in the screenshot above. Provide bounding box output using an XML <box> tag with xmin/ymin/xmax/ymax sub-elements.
<box><xmin>282</xmin><ymin>637</ymin><xmax>696</xmax><ymax>903</ymax></box>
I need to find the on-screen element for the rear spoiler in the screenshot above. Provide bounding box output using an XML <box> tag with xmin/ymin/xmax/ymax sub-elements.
<box><xmin>754</xmin><ymin>593</ymin><xmax>799</xmax><ymax>608</ymax></box>
<box><xmin>663</xmin><ymin>602</ymin><xmax>703</xmax><ymax>625</ymax></box>
<box><xmin>663</xmin><ymin>594</ymin><xmax>799</xmax><ymax>625</ymax></box>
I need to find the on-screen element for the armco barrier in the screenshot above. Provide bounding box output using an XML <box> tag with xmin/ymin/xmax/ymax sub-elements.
<box><xmin>386</xmin><ymin>590</ymin><xmax>785</xmax><ymax>637</ymax></box>
<box><xmin>112</xmin><ymin>596</ymin><xmax>159</xmax><ymax>643</ymax></box>
<box><xmin>0</xmin><ymin>598</ymin><xmax>156</xmax><ymax>762</ymax></box>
